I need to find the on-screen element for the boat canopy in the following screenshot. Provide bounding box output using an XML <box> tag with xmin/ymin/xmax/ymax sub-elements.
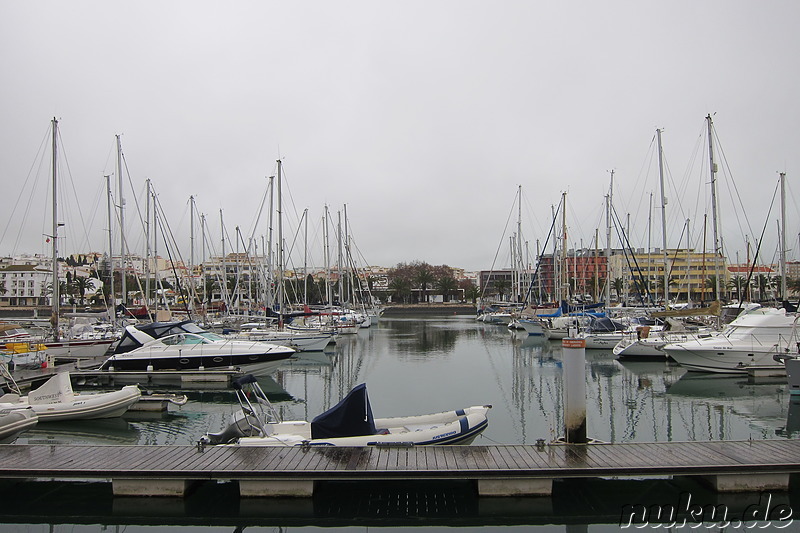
<box><xmin>311</xmin><ymin>383</ymin><xmax>377</xmax><ymax>439</ymax></box>
<box><xmin>113</xmin><ymin>320</ymin><xmax>205</xmax><ymax>354</ymax></box>
<box><xmin>588</xmin><ymin>317</ymin><xmax>628</xmax><ymax>332</ymax></box>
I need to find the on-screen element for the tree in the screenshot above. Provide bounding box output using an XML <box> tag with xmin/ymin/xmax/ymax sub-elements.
<box><xmin>71</xmin><ymin>276</ymin><xmax>95</xmax><ymax>306</ymax></box>
<box><xmin>729</xmin><ymin>276</ymin><xmax>747</xmax><ymax>302</ymax></box>
<box><xmin>656</xmin><ymin>276</ymin><xmax>677</xmax><ymax>301</ymax></box>
<box><xmin>413</xmin><ymin>264</ymin><xmax>435</xmax><ymax>303</ymax></box>
<box><xmin>703</xmin><ymin>276</ymin><xmax>721</xmax><ymax>301</ymax></box>
<box><xmin>494</xmin><ymin>279</ymin><xmax>511</xmax><ymax>301</ymax></box>
<box><xmin>788</xmin><ymin>277</ymin><xmax>800</xmax><ymax>297</ymax></box>
<box><xmin>755</xmin><ymin>274</ymin><xmax>771</xmax><ymax>301</ymax></box>
<box><xmin>612</xmin><ymin>277</ymin><xmax>624</xmax><ymax>300</ymax></box>
<box><xmin>436</xmin><ymin>275</ymin><xmax>458</xmax><ymax>303</ymax></box>
<box><xmin>388</xmin><ymin>277</ymin><xmax>412</xmax><ymax>303</ymax></box>
<box><xmin>461</xmin><ymin>281</ymin><xmax>480</xmax><ymax>304</ymax></box>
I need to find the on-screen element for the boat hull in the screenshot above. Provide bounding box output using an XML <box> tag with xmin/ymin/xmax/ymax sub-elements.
<box><xmin>0</xmin><ymin>409</ymin><xmax>38</xmax><ymax>443</ymax></box>
<box><xmin>30</xmin><ymin>385</ymin><xmax>141</xmax><ymax>421</ymax></box>
<box><xmin>234</xmin><ymin>406</ymin><xmax>491</xmax><ymax>447</ymax></box>
<box><xmin>101</xmin><ymin>345</ymin><xmax>296</xmax><ymax>375</ymax></box>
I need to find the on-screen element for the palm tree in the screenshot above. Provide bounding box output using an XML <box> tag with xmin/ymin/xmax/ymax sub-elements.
<box><xmin>756</xmin><ymin>274</ymin><xmax>771</xmax><ymax>301</ymax></box>
<box><xmin>703</xmin><ymin>276</ymin><xmax>721</xmax><ymax>301</ymax></box>
<box><xmin>463</xmin><ymin>284</ymin><xmax>480</xmax><ymax>304</ymax></box>
<box><xmin>728</xmin><ymin>276</ymin><xmax>747</xmax><ymax>302</ymax></box>
<box><xmin>413</xmin><ymin>267</ymin><xmax>435</xmax><ymax>303</ymax></box>
<box><xmin>612</xmin><ymin>277</ymin><xmax>624</xmax><ymax>301</ymax></box>
<box><xmin>71</xmin><ymin>276</ymin><xmax>95</xmax><ymax>306</ymax></box>
<box><xmin>436</xmin><ymin>275</ymin><xmax>458</xmax><ymax>303</ymax></box>
<box><xmin>656</xmin><ymin>276</ymin><xmax>677</xmax><ymax>302</ymax></box>
<box><xmin>788</xmin><ymin>277</ymin><xmax>800</xmax><ymax>297</ymax></box>
<box><xmin>389</xmin><ymin>277</ymin><xmax>412</xmax><ymax>304</ymax></box>
<box><xmin>494</xmin><ymin>279</ymin><xmax>511</xmax><ymax>301</ymax></box>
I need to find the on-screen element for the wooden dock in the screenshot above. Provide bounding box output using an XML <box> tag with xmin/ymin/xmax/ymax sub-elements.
<box><xmin>1</xmin><ymin>439</ymin><xmax>798</xmax><ymax>497</ymax></box>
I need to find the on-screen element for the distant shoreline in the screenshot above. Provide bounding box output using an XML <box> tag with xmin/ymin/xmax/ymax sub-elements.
<box><xmin>382</xmin><ymin>303</ymin><xmax>477</xmax><ymax>316</ymax></box>
<box><xmin>0</xmin><ymin>304</ymin><xmax>480</xmax><ymax>320</ymax></box>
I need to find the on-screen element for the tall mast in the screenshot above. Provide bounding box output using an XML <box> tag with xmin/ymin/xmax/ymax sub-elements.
<box><xmin>657</xmin><ymin>128</ymin><xmax>669</xmax><ymax>305</ymax></box>
<box><xmin>780</xmin><ymin>172</ymin><xmax>787</xmax><ymax>300</ymax></box>
<box><xmin>190</xmin><ymin>195</ymin><xmax>195</xmax><ymax>305</ymax></box>
<box><xmin>605</xmin><ymin>170</ymin><xmax>614</xmax><ymax>307</ymax></box>
<box><xmin>706</xmin><ymin>115</ymin><xmax>721</xmax><ymax>301</ymax></box>
<box><xmin>220</xmin><ymin>209</ymin><xmax>226</xmax><ymax>310</ymax></box>
<box><xmin>517</xmin><ymin>185</ymin><xmax>523</xmax><ymax>302</ymax></box>
<box><xmin>561</xmin><ymin>191</ymin><xmax>567</xmax><ymax>302</ymax></box>
<box><xmin>323</xmin><ymin>206</ymin><xmax>331</xmax><ymax>306</ymax></box>
<box><xmin>153</xmin><ymin>187</ymin><xmax>160</xmax><ymax>311</ymax></box>
<box><xmin>265</xmin><ymin>176</ymin><xmax>274</xmax><ymax>310</ymax></box>
<box><xmin>50</xmin><ymin>118</ymin><xmax>59</xmax><ymax>341</ymax></box>
<box><xmin>106</xmin><ymin>174</ymin><xmax>115</xmax><ymax>323</ymax></box>
<box><xmin>145</xmin><ymin>179</ymin><xmax>151</xmax><ymax>313</ymax></box>
<box><xmin>276</xmin><ymin>160</ymin><xmax>284</xmax><ymax>325</ymax></box>
<box><xmin>117</xmin><ymin>135</ymin><xmax>126</xmax><ymax>307</ymax></box>
<box><xmin>686</xmin><ymin>219</ymin><xmax>692</xmax><ymax>304</ymax></box>
<box><xmin>201</xmin><ymin>212</ymin><xmax>206</xmax><ymax>310</ymax></box>
<box><xmin>303</xmin><ymin>208</ymin><xmax>309</xmax><ymax>305</ymax></box>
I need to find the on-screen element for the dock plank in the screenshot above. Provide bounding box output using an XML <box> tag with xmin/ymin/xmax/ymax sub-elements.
<box><xmin>2</xmin><ymin>440</ymin><xmax>800</xmax><ymax>489</ymax></box>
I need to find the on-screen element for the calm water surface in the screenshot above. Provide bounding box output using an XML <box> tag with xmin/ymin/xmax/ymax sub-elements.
<box><xmin>3</xmin><ymin>315</ymin><xmax>799</xmax><ymax>531</ymax></box>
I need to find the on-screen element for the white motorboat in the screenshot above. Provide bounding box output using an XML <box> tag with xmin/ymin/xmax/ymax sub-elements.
<box><xmin>100</xmin><ymin>321</ymin><xmax>297</xmax><ymax>375</ymax></box>
<box><xmin>662</xmin><ymin>307</ymin><xmax>800</xmax><ymax>373</ymax></box>
<box><xmin>612</xmin><ymin>318</ymin><xmax>713</xmax><ymax>360</ymax></box>
<box><xmin>0</xmin><ymin>408</ymin><xmax>38</xmax><ymax>443</ymax></box>
<box><xmin>0</xmin><ymin>372</ymin><xmax>140</xmax><ymax>421</ymax></box>
<box><xmin>200</xmin><ymin>375</ymin><xmax>491</xmax><ymax>447</ymax></box>
<box><xmin>0</xmin><ymin>322</ymin><xmax>116</xmax><ymax>359</ymax></box>
<box><xmin>233</xmin><ymin>323</ymin><xmax>334</xmax><ymax>352</ymax></box>
<box><xmin>577</xmin><ymin>317</ymin><xmax>630</xmax><ymax>349</ymax></box>
<box><xmin>544</xmin><ymin>315</ymin><xmax>594</xmax><ymax>340</ymax></box>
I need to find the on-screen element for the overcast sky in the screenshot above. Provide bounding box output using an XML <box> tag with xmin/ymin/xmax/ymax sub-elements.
<box><xmin>2</xmin><ymin>1</ymin><xmax>799</xmax><ymax>272</ymax></box>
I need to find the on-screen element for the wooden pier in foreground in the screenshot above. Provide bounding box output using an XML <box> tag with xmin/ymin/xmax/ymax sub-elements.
<box><xmin>1</xmin><ymin>439</ymin><xmax>798</xmax><ymax>498</ymax></box>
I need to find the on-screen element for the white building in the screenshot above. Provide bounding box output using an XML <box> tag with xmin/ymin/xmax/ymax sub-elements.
<box><xmin>0</xmin><ymin>264</ymin><xmax>52</xmax><ymax>306</ymax></box>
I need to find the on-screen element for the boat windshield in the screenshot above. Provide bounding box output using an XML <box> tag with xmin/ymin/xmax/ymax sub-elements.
<box><xmin>161</xmin><ymin>333</ymin><xmax>212</xmax><ymax>346</ymax></box>
<box><xmin>197</xmin><ymin>331</ymin><xmax>225</xmax><ymax>342</ymax></box>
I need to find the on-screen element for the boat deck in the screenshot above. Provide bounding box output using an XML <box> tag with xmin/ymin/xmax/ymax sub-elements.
<box><xmin>1</xmin><ymin>439</ymin><xmax>798</xmax><ymax>497</ymax></box>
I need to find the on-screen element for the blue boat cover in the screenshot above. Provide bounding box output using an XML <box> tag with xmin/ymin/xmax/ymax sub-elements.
<box><xmin>311</xmin><ymin>383</ymin><xmax>377</xmax><ymax>439</ymax></box>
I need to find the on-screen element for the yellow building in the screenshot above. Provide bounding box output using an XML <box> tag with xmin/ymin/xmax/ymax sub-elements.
<box><xmin>609</xmin><ymin>249</ymin><xmax>729</xmax><ymax>303</ymax></box>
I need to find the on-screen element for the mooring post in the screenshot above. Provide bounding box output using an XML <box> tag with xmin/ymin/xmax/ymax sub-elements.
<box><xmin>562</xmin><ymin>336</ymin><xmax>587</xmax><ymax>443</ymax></box>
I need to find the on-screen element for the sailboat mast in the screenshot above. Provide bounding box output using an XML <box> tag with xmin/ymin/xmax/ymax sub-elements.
<box><xmin>106</xmin><ymin>174</ymin><xmax>115</xmax><ymax>323</ymax></box>
<box><xmin>145</xmin><ymin>179</ymin><xmax>151</xmax><ymax>313</ymax></box>
<box><xmin>657</xmin><ymin>128</ymin><xmax>669</xmax><ymax>305</ymax></box>
<box><xmin>303</xmin><ymin>208</ymin><xmax>309</xmax><ymax>305</ymax></box>
<box><xmin>51</xmin><ymin>118</ymin><xmax>59</xmax><ymax>341</ymax></box>
<box><xmin>323</xmin><ymin>206</ymin><xmax>331</xmax><ymax>306</ymax></box>
<box><xmin>605</xmin><ymin>170</ymin><xmax>614</xmax><ymax>307</ymax></box>
<box><xmin>117</xmin><ymin>135</ymin><xmax>126</xmax><ymax>307</ymax></box>
<box><xmin>276</xmin><ymin>159</ymin><xmax>284</xmax><ymax>325</ymax></box>
<box><xmin>517</xmin><ymin>185</ymin><xmax>523</xmax><ymax>302</ymax></box>
<box><xmin>190</xmin><ymin>195</ymin><xmax>196</xmax><ymax>315</ymax></box>
<box><xmin>780</xmin><ymin>172</ymin><xmax>787</xmax><ymax>301</ymax></box>
<box><xmin>706</xmin><ymin>115</ymin><xmax>722</xmax><ymax>301</ymax></box>
<box><xmin>561</xmin><ymin>191</ymin><xmax>567</xmax><ymax>302</ymax></box>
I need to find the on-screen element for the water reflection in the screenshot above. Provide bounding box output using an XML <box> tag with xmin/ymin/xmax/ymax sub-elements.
<box><xmin>1</xmin><ymin>315</ymin><xmax>799</xmax><ymax>531</ymax></box>
<box><xmin>8</xmin><ymin>316</ymin><xmax>794</xmax><ymax>448</ymax></box>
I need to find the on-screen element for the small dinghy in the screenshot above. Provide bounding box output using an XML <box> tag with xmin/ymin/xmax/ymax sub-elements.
<box><xmin>0</xmin><ymin>408</ymin><xmax>38</xmax><ymax>443</ymax></box>
<box><xmin>0</xmin><ymin>372</ymin><xmax>141</xmax><ymax>421</ymax></box>
<box><xmin>200</xmin><ymin>375</ymin><xmax>491</xmax><ymax>447</ymax></box>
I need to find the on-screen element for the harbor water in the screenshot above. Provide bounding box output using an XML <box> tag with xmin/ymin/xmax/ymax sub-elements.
<box><xmin>2</xmin><ymin>314</ymin><xmax>799</xmax><ymax>531</ymax></box>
